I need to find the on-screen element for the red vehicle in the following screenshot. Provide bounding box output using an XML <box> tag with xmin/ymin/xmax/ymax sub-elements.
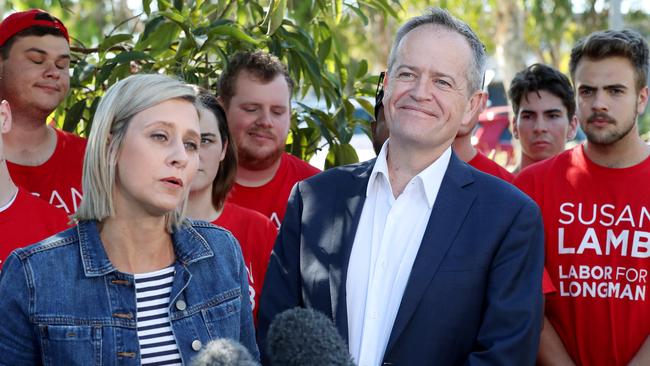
<box><xmin>474</xmin><ymin>105</ymin><xmax>515</xmax><ymax>166</ymax></box>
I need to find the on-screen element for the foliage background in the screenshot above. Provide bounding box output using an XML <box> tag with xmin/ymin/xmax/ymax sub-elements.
<box><xmin>1</xmin><ymin>0</ymin><xmax>649</xmax><ymax>165</ymax></box>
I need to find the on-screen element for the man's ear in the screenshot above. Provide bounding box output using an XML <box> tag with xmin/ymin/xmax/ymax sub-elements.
<box><xmin>636</xmin><ymin>85</ymin><xmax>649</xmax><ymax>114</ymax></box>
<box><xmin>0</xmin><ymin>100</ymin><xmax>12</xmax><ymax>134</ymax></box>
<box><xmin>460</xmin><ymin>91</ymin><xmax>486</xmax><ymax>130</ymax></box>
<box><xmin>512</xmin><ymin>116</ymin><xmax>520</xmax><ymax>139</ymax></box>
<box><xmin>566</xmin><ymin>115</ymin><xmax>578</xmax><ymax>141</ymax></box>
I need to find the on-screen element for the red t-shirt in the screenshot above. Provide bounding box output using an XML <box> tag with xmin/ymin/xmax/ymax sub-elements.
<box><xmin>542</xmin><ymin>268</ymin><xmax>556</xmax><ymax>294</ymax></box>
<box><xmin>213</xmin><ymin>202</ymin><xmax>277</xmax><ymax>321</ymax></box>
<box><xmin>7</xmin><ymin>128</ymin><xmax>87</xmax><ymax>215</ymax></box>
<box><xmin>228</xmin><ymin>153</ymin><xmax>320</xmax><ymax>228</ymax></box>
<box><xmin>514</xmin><ymin>145</ymin><xmax>650</xmax><ymax>366</ymax></box>
<box><xmin>0</xmin><ymin>188</ymin><xmax>70</xmax><ymax>268</ymax></box>
<box><xmin>468</xmin><ymin>151</ymin><xmax>514</xmax><ymax>183</ymax></box>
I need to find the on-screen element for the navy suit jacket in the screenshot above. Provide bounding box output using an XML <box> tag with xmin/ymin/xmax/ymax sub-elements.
<box><xmin>258</xmin><ymin>154</ymin><xmax>544</xmax><ymax>365</ymax></box>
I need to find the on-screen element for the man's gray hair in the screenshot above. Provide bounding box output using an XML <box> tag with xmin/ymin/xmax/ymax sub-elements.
<box><xmin>387</xmin><ymin>7</ymin><xmax>487</xmax><ymax>93</ymax></box>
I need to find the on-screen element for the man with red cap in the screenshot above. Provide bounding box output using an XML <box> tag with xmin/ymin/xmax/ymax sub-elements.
<box><xmin>0</xmin><ymin>9</ymin><xmax>86</xmax><ymax>215</ymax></box>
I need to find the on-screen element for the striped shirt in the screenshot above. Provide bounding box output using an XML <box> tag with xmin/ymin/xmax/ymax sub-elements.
<box><xmin>135</xmin><ymin>266</ymin><xmax>181</xmax><ymax>366</ymax></box>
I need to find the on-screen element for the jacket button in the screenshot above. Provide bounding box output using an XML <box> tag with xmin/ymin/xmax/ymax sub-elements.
<box><xmin>191</xmin><ymin>340</ymin><xmax>202</xmax><ymax>351</ymax></box>
<box><xmin>176</xmin><ymin>300</ymin><xmax>187</xmax><ymax>311</ymax></box>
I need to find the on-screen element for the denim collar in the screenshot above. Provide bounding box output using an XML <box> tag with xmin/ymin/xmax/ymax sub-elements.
<box><xmin>78</xmin><ymin>220</ymin><xmax>214</xmax><ymax>277</ymax></box>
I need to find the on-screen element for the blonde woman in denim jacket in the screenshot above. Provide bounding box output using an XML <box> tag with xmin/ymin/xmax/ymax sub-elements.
<box><xmin>0</xmin><ymin>74</ymin><xmax>259</xmax><ymax>365</ymax></box>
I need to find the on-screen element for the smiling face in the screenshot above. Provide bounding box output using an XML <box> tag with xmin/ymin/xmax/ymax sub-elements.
<box><xmin>574</xmin><ymin>56</ymin><xmax>649</xmax><ymax>146</ymax></box>
<box><xmin>113</xmin><ymin>99</ymin><xmax>200</xmax><ymax>218</ymax></box>
<box><xmin>383</xmin><ymin>25</ymin><xmax>481</xmax><ymax>153</ymax></box>
<box><xmin>0</xmin><ymin>35</ymin><xmax>70</xmax><ymax>118</ymax></box>
<box><xmin>191</xmin><ymin>106</ymin><xmax>226</xmax><ymax>194</ymax></box>
<box><xmin>513</xmin><ymin>90</ymin><xmax>577</xmax><ymax>165</ymax></box>
<box><xmin>223</xmin><ymin>71</ymin><xmax>291</xmax><ymax>171</ymax></box>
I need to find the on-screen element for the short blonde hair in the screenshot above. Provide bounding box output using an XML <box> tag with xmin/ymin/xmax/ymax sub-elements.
<box><xmin>74</xmin><ymin>74</ymin><xmax>199</xmax><ymax>232</ymax></box>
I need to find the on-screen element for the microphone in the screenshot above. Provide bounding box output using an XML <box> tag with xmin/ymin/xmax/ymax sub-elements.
<box><xmin>267</xmin><ymin>307</ymin><xmax>356</xmax><ymax>366</ymax></box>
<box><xmin>192</xmin><ymin>338</ymin><xmax>259</xmax><ymax>366</ymax></box>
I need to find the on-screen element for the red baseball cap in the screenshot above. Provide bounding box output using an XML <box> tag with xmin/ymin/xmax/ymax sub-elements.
<box><xmin>0</xmin><ymin>9</ymin><xmax>69</xmax><ymax>47</ymax></box>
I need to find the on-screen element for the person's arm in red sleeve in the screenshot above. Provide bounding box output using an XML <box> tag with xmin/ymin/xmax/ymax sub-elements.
<box><xmin>542</xmin><ymin>268</ymin><xmax>555</xmax><ymax>294</ymax></box>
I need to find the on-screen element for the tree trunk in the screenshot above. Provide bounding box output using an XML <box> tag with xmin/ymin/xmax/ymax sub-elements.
<box><xmin>494</xmin><ymin>0</ymin><xmax>527</xmax><ymax>94</ymax></box>
<box><xmin>608</xmin><ymin>0</ymin><xmax>623</xmax><ymax>30</ymax></box>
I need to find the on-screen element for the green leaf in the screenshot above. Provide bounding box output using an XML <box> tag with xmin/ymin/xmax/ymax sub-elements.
<box><xmin>63</xmin><ymin>99</ymin><xmax>86</xmax><ymax>133</ymax></box>
<box><xmin>355</xmin><ymin>97</ymin><xmax>374</xmax><ymax>116</ymax></box>
<box><xmin>111</xmin><ymin>51</ymin><xmax>154</xmax><ymax>64</ymax></box>
<box><xmin>139</xmin><ymin>21</ymin><xmax>181</xmax><ymax>54</ymax></box>
<box><xmin>139</xmin><ymin>16</ymin><xmax>164</xmax><ymax>42</ymax></box>
<box><xmin>279</xmin><ymin>25</ymin><xmax>314</xmax><ymax>52</ymax></box>
<box><xmin>356</xmin><ymin>59</ymin><xmax>368</xmax><ymax>79</ymax></box>
<box><xmin>160</xmin><ymin>9</ymin><xmax>185</xmax><ymax>24</ymax></box>
<box><xmin>360</xmin><ymin>0</ymin><xmax>400</xmax><ymax>19</ymax></box>
<box><xmin>71</xmin><ymin>61</ymin><xmax>96</xmax><ymax>87</ymax></box>
<box><xmin>99</xmin><ymin>34</ymin><xmax>133</xmax><ymax>52</ymax></box>
<box><xmin>263</xmin><ymin>0</ymin><xmax>288</xmax><ymax>36</ymax></box>
<box><xmin>85</xmin><ymin>97</ymin><xmax>101</xmax><ymax>135</ymax></box>
<box><xmin>96</xmin><ymin>63</ymin><xmax>117</xmax><ymax>86</ymax></box>
<box><xmin>208</xmin><ymin>25</ymin><xmax>259</xmax><ymax>45</ymax></box>
<box><xmin>143</xmin><ymin>0</ymin><xmax>152</xmax><ymax>15</ymax></box>
<box><xmin>317</xmin><ymin>37</ymin><xmax>332</xmax><ymax>63</ymax></box>
<box><xmin>157</xmin><ymin>0</ymin><xmax>171</xmax><ymax>11</ymax></box>
<box><xmin>175</xmin><ymin>38</ymin><xmax>194</xmax><ymax>61</ymax></box>
<box><xmin>108</xmin><ymin>63</ymin><xmax>132</xmax><ymax>85</ymax></box>
<box><xmin>345</xmin><ymin>3</ymin><xmax>369</xmax><ymax>25</ymax></box>
<box><xmin>334</xmin><ymin>0</ymin><xmax>343</xmax><ymax>23</ymax></box>
<box><xmin>325</xmin><ymin>143</ymin><xmax>359</xmax><ymax>169</ymax></box>
<box><xmin>297</xmin><ymin>50</ymin><xmax>321</xmax><ymax>93</ymax></box>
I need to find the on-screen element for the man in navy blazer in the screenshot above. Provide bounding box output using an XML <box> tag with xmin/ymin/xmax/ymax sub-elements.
<box><xmin>258</xmin><ymin>8</ymin><xmax>545</xmax><ymax>366</ymax></box>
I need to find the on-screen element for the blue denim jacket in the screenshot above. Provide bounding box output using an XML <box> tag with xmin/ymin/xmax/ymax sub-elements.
<box><xmin>0</xmin><ymin>220</ymin><xmax>259</xmax><ymax>365</ymax></box>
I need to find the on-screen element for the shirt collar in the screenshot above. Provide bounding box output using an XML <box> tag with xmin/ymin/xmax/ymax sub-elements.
<box><xmin>79</xmin><ymin>220</ymin><xmax>214</xmax><ymax>277</ymax></box>
<box><xmin>367</xmin><ymin>140</ymin><xmax>452</xmax><ymax>209</ymax></box>
<box><xmin>418</xmin><ymin>147</ymin><xmax>451</xmax><ymax>208</ymax></box>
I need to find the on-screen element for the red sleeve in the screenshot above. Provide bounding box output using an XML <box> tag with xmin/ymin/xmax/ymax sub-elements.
<box><xmin>513</xmin><ymin>168</ymin><xmax>535</xmax><ymax>198</ymax></box>
<box><xmin>542</xmin><ymin>268</ymin><xmax>556</xmax><ymax>294</ymax></box>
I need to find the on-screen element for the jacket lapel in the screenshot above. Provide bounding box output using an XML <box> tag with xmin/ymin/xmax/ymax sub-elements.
<box><xmin>385</xmin><ymin>154</ymin><xmax>476</xmax><ymax>352</ymax></box>
<box><xmin>328</xmin><ymin>160</ymin><xmax>374</xmax><ymax>342</ymax></box>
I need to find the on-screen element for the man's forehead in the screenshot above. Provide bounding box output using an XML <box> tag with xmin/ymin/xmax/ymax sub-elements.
<box><xmin>521</xmin><ymin>90</ymin><xmax>565</xmax><ymax>110</ymax></box>
<box><xmin>398</xmin><ymin>24</ymin><xmax>470</xmax><ymax>53</ymax></box>
<box><xmin>233</xmin><ymin>71</ymin><xmax>290</xmax><ymax>100</ymax></box>
<box><xmin>236</xmin><ymin>70</ymin><xmax>287</xmax><ymax>86</ymax></box>
<box><xmin>574</xmin><ymin>57</ymin><xmax>636</xmax><ymax>85</ymax></box>
<box><xmin>12</xmin><ymin>34</ymin><xmax>69</xmax><ymax>54</ymax></box>
<box><xmin>393</xmin><ymin>25</ymin><xmax>472</xmax><ymax>82</ymax></box>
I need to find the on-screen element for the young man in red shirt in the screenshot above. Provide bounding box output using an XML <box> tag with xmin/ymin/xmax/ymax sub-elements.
<box><xmin>515</xmin><ymin>30</ymin><xmax>650</xmax><ymax>366</ymax></box>
<box><xmin>509</xmin><ymin>63</ymin><xmax>578</xmax><ymax>173</ymax></box>
<box><xmin>0</xmin><ymin>9</ymin><xmax>86</xmax><ymax>215</ymax></box>
<box><xmin>218</xmin><ymin>51</ymin><xmax>320</xmax><ymax>228</ymax></box>
<box><xmin>0</xmin><ymin>99</ymin><xmax>68</xmax><ymax>268</ymax></box>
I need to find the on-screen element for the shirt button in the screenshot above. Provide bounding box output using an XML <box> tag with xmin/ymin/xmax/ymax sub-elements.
<box><xmin>191</xmin><ymin>340</ymin><xmax>202</xmax><ymax>351</ymax></box>
<box><xmin>176</xmin><ymin>300</ymin><xmax>187</xmax><ymax>311</ymax></box>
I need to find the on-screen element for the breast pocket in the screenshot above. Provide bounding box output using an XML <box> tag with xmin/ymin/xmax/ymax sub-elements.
<box><xmin>201</xmin><ymin>288</ymin><xmax>242</xmax><ymax>340</ymax></box>
<box><xmin>39</xmin><ymin>324</ymin><xmax>102</xmax><ymax>366</ymax></box>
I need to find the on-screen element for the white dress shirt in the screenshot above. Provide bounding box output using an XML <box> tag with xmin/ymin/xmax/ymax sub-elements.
<box><xmin>346</xmin><ymin>141</ymin><xmax>451</xmax><ymax>366</ymax></box>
